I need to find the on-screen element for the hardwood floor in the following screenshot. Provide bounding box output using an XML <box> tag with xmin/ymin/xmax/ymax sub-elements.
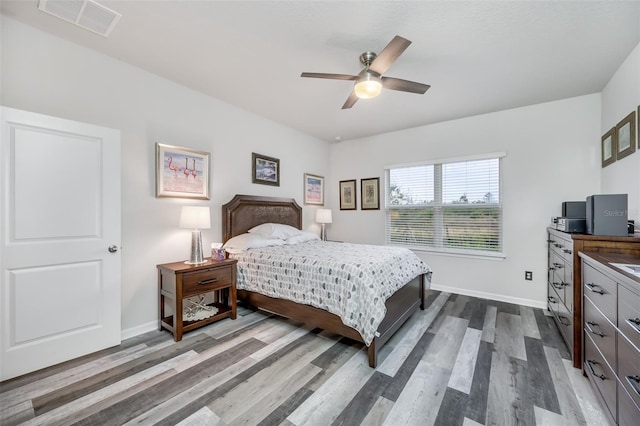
<box><xmin>0</xmin><ymin>290</ymin><xmax>612</xmax><ymax>426</ymax></box>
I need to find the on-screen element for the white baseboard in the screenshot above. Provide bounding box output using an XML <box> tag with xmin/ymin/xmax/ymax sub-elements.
<box><xmin>120</xmin><ymin>285</ymin><xmax>545</xmax><ymax>341</ymax></box>
<box><xmin>121</xmin><ymin>320</ymin><xmax>158</xmax><ymax>341</ymax></box>
<box><xmin>430</xmin><ymin>283</ymin><xmax>547</xmax><ymax>310</ymax></box>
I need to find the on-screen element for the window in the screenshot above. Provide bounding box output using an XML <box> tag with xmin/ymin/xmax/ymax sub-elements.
<box><xmin>385</xmin><ymin>153</ymin><xmax>504</xmax><ymax>256</ymax></box>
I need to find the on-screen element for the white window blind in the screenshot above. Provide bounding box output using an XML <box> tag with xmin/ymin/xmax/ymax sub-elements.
<box><xmin>385</xmin><ymin>155</ymin><xmax>503</xmax><ymax>255</ymax></box>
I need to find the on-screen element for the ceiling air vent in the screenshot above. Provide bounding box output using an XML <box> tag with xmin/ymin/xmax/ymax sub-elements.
<box><xmin>38</xmin><ymin>0</ymin><xmax>122</xmax><ymax>37</ymax></box>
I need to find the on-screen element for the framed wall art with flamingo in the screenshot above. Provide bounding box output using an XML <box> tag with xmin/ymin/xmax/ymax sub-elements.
<box><xmin>156</xmin><ymin>143</ymin><xmax>210</xmax><ymax>199</ymax></box>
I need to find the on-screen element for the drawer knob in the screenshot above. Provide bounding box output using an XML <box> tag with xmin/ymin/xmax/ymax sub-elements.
<box><xmin>626</xmin><ymin>318</ymin><xmax>640</xmax><ymax>333</ymax></box>
<box><xmin>625</xmin><ymin>375</ymin><xmax>640</xmax><ymax>397</ymax></box>
<box><xmin>585</xmin><ymin>283</ymin><xmax>604</xmax><ymax>295</ymax></box>
<box><xmin>585</xmin><ymin>321</ymin><xmax>605</xmax><ymax>338</ymax></box>
<box><xmin>198</xmin><ymin>278</ymin><xmax>219</xmax><ymax>285</ymax></box>
<box><xmin>586</xmin><ymin>360</ymin><xmax>606</xmax><ymax>380</ymax></box>
<box><xmin>562</xmin><ymin>249</ymin><xmax>572</xmax><ymax>254</ymax></box>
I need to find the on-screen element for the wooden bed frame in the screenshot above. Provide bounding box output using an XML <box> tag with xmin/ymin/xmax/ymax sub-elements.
<box><xmin>222</xmin><ymin>194</ymin><xmax>426</xmax><ymax>367</ymax></box>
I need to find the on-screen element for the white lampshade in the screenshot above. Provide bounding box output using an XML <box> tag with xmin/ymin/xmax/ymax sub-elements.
<box><xmin>179</xmin><ymin>206</ymin><xmax>211</xmax><ymax>230</ymax></box>
<box><xmin>315</xmin><ymin>208</ymin><xmax>332</xmax><ymax>224</ymax></box>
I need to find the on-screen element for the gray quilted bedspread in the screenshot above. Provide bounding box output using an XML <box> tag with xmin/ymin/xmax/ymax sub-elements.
<box><xmin>230</xmin><ymin>241</ymin><xmax>432</xmax><ymax>345</ymax></box>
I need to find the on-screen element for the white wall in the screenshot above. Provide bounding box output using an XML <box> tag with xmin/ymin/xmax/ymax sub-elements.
<box><xmin>601</xmin><ymin>42</ymin><xmax>640</xmax><ymax>223</ymax></box>
<box><xmin>329</xmin><ymin>94</ymin><xmax>602</xmax><ymax>307</ymax></box>
<box><xmin>1</xmin><ymin>17</ymin><xmax>330</xmax><ymax>337</ymax></box>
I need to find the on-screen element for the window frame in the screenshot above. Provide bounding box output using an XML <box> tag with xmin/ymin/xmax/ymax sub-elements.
<box><xmin>385</xmin><ymin>152</ymin><xmax>506</xmax><ymax>259</ymax></box>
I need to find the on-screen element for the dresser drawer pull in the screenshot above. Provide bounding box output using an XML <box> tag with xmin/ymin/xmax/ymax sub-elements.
<box><xmin>548</xmin><ymin>296</ymin><xmax>556</xmax><ymax>303</ymax></box>
<box><xmin>558</xmin><ymin>316</ymin><xmax>570</xmax><ymax>326</ymax></box>
<box><xmin>546</xmin><ymin>239</ymin><xmax>555</xmax><ymax>243</ymax></box>
<box><xmin>586</xmin><ymin>360</ymin><xmax>606</xmax><ymax>380</ymax></box>
<box><xmin>198</xmin><ymin>278</ymin><xmax>219</xmax><ymax>285</ymax></box>
<box><xmin>554</xmin><ymin>243</ymin><xmax>562</xmax><ymax>248</ymax></box>
<box><xmin>626</xmin><ymin>318</ymin><xmax>640</xmax><ymax>333</ymax></box>
<box><xmin>585</xmin><ymin>321</ymin><xmax>605</xmax><ymax>338</ymax></box>
<box><xmin>562</xmin><ymin>249</ymin><xmax>572</xmax><ymax>254</ymax></box>
<box><xmin>625</xmin><ymin>375</ymin><xmax>640</xmax><ymax>397</ymax></box>
<box><xmin>553</xmin><ymin>263</ymin><xmax>563</xmax><ymax>268</ymax></box>
<box><xmin>585</xmin><ymin>283</ymin><xmax>604</xmax><ymax>295</ymax></box>
<box><xmin>552</xmin><ymin>282</ymin><xmax>564</xmax><ymax>290</ymax></box>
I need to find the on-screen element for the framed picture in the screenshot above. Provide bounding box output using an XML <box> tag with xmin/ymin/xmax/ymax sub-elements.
<box><xmin>361</xmin><ymin>177</ymin><xmax>380</xmax><ymax>210</ymax></box>
<box><xmin>601</xmin><ymin>128</ymin><xmax>616</xmax><ymax>168</ymax></box>
<box><xmin>304</xmin><ymin>173</ymin><xmax>324</xmax><ymax>205</ymax></box>
<box><xmin>615</xmin><ymin>111</ymin><xmax>636</xmax><ymax>161</ymax></box>
<box><xmin>156</xmin><ymin>143</ymin><xmax>210</xmax><ymax>199</ymax></box>
<box><xmin>252</xmin><ymin>153</ymin><xmax>280</xmax><ymax>186</ymax></box>
<box><xmin>339</xmin><ymin>179</ymin><xmax>357</xmax><ymax>210</ymax></box>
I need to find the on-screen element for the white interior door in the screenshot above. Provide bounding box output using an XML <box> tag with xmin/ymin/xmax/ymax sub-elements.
<box><xmin>0</xmin><ymin>107</ymin><xmax>121</xmax><ymax>381</ymax></box>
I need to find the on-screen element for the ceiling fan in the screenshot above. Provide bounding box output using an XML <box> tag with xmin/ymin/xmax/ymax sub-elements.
<box><xmin>301</xmin><ymin>35</ymin><xmax>430</xmax><ymax>109</ymax></box>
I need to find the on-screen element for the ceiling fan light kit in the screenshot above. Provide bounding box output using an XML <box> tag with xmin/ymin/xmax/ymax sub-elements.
<box><xmin>301</xmin><ymin>35</ymin><xmax>429</xmax><ymax>109</ymax></box>
<box><xmin>354</xmin><ymin>72</ymin><xmax>382</xmax><ymax>99</ymax></box>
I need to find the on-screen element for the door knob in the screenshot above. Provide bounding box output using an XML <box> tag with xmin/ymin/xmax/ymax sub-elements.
<box><xmin>108</xmin><ymin>245</ymin><xmax>119</xmax><ymax>253</ymax></box>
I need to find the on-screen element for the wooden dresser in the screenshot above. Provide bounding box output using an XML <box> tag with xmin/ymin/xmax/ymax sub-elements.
<box><xmin>579</xmin><ymin>252</ymin><xmax>640</xmax><ymax>425</ymax></box>
<box><xmin>546</xmin><ymin>228</ymin><xmax>640</xmax><ymax>368</ymax></box>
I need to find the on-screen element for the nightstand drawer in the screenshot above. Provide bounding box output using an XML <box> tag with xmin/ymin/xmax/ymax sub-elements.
<box><xmin>182</xmin><ymin>265</ymin><xmax>233</xmax><ymax>295</ymax></box>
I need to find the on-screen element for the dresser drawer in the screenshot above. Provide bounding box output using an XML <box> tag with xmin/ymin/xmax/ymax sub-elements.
<box><xmin>548</xmin><ymin>282</ymin><xmax>561</xmax><ymax>314</ymax></box>
<box><xmin>550</xmin><ymin>235</ymin><xmax>573</xmax><ymax>263</ymax></box>
<box><xmin>584</xmin><ymin>296</ymin><xmax>616</xmax><ymax>371</ymax></box>
<box><xmin>556</xmin><ymin>295</ymin><xmax>573</xmax><ymax>355</ymax></box>
<box><xmin>619</xmin><ymin>381</ymin><xmax>640</xmax><ymax>426</ymax></box>
<box><xmin>619</xmin><ymin>285</ymin><xmax>640</xmax><ymax>352</ymax></box>
<box><xmin>584</xmin><ymin>333</ymin><xmax>617</xmax><ymax>422</ymax></box>
<box><xmin>618</xmin><ymin>332</ymin><xmax>640</xmax><ymax>410</ymax></box>
<box><xmin>550</xmin><ymin>267</ymin><xmax>567</xmax><ymax>305</ymax></box>
<box><xmin>182</xmin><ymin>265</ymin><xmax>233</xmax><ymax>296</ymax></box>
<box><xmin>583</xmin><ymin>263</ymin><xmax>617</xmax><ymax>324</ymax></box>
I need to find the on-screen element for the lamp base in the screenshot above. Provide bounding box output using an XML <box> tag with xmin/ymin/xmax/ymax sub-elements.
<box><xmin>185</xmin><ymin>229</ymin><xmax>205</xmax><ymax>264</ymax></box>
<box><xmin>320</xmin><ymin>223</ymin><xmax>327</xmax><ymax>241</ymax></box>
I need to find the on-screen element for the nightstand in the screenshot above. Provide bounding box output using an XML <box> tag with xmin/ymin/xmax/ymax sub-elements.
<box><xmin>157</xmin><ymin>257</ymin><xmax>237</xmax><ymax>341</ymax></box>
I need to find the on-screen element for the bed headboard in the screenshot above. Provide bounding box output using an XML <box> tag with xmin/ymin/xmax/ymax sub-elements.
<box><xmin>222</xmin><ymin>194</ymin><xmax>302</xmax><ymax>242</ymax></box>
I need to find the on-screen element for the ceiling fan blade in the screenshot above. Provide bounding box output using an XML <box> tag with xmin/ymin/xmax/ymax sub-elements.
<box><xmin>341</xmin><ymin>91</ymin><xmax>359</xmax><ymax>109</ymax></box>
<box><xmin>382</xmin><ymin>77</ymin><xmax>430</xmax><ymax>94</ymax></box>
<box><xmin>368</xmin><ymin>35</ymin><xmax>411</xmax><ymax>75</ymax></box>
<box><xmin>301</xmin><ymin>72</ymin><xmax>358</xmax><ymax>81</ymax></box>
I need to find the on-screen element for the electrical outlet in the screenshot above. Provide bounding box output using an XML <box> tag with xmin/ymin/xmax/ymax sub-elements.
<box><xmin>525</xmin><ymin>271</ymin><xmax>533</xmax><ymax>281</ymax></box>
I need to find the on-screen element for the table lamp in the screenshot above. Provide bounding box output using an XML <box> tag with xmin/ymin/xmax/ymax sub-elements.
<box><xmin>179</xmin><ymin>206</ymin><xmax>211</xmax><ymax>264</ymax></box>
<box><xmin>315</xmin><ymin>208</ymin><xmax>332</xmax><ymax>241</ymax></box>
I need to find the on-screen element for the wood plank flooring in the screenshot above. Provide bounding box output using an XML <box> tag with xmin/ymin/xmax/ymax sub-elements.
<box><xmin>0</xmin><ymin>290</ymin><xmax>613</xmax><ymax>426</ymax></box>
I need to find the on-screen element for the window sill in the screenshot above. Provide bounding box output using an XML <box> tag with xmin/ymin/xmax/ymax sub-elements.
<box><xmin>391</xmin><ymin>245</ymin><xmax>506</xmax><ymax>261</ymax></box>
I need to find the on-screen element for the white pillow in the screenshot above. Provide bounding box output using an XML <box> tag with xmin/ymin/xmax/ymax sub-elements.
<box><xmin>223</xmin><ymin>233</ymin><xmax>285</xmax><ymax>253</ymax></box>
<box><xmin>285</xmin><ymin>231</ymin><xmax>320</xmax><ymax>245</ymax></box>
<box><xmin>248</xmin><ymin>223</ymin><xmax>302</xmax><ymax>240</ymax></box>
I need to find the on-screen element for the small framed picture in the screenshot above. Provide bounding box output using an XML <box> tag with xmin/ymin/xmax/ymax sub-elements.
<box><xmin>615</xmin><ymin>111</ymin><xmax>636</xmax><ymax>161</ymax></box>
<box><xmin>339</xmin><ymin>179</ymin><xmax>357</xmax><ymax>210</ymax></box>
<box><xmin>601</xmin><ymin>128</ymin><xmax>616</xmax><ymax>168</ymax></box>
<box><xmin>252</xmin><ymin>153</ymin><xmax>280</xmax><ymax>186</ymax></box>
<box><xmin>361</xmin><ymin>177</ymin><xmax>380</xmax><ymax>210</ymax></box>
<box><xmin>304</xmin><ymin>173</ymin><xmax>324</xmax><ymax>205</ymax></box>
<box><xmin>156</xmin><ymin>143</ymin><xmax>210</xmax><ymax>199</ymax></box>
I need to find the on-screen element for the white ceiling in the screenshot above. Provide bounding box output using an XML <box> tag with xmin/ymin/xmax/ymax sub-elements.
<box><xmin>2</xmin><ymin>1</ymin><xmax>640</xmax><ymax>142</ymax></box>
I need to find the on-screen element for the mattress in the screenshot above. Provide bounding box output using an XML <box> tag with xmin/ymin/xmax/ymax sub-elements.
<box><xmin>229</xmin><ymin>240</ymin><xmax>431</xmax><ymax>344</ymax></box>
